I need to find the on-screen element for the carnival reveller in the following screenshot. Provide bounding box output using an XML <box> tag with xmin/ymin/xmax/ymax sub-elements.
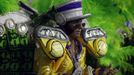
<box><xmin>34</xmin><ymin>0</ymin><xmax>110</xmax><ymax>75</ymax></box>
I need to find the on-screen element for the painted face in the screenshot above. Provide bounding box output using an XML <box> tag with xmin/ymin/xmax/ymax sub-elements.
<box><xmin>67</xmin><ymin>19</ymin><xmax>85</xmax><ymax>38</ymax></box>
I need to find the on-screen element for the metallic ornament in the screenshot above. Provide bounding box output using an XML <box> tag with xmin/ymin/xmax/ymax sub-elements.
<box><xmin>16</xmin><ymin>23</ymin><xmax>28</xmax><ymax>36</ymax></box>
<box><xmin>36</xmin><ymin>26</ymin><xmax>69</xmax><ymax>41</ymax></box>
<box><xmin>5</xmin><ymin>19</ymin><xmax>15</xmax><ymax>30</ymax></box>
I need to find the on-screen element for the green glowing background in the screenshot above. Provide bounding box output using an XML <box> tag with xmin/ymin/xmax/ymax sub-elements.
<box><xmin>0</xmin><ymin>0</ymin><xmax>134</xmax><ymax>75</ymax></box>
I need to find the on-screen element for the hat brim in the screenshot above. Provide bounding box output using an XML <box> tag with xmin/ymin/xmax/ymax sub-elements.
<box><xmin>67</xmin><ymin>13</ymin><xmax>91</xmax><ymax>22</ymax></box>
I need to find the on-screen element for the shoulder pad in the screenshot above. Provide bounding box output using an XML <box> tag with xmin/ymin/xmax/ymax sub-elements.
<box><xmin>36</xmin><ymin>26</ymin><xmax>69</xmax><ymax>59</ymax></box>
<box><xmin>81</xmin><ymin>27</ymin><xmax>106</xmax><ymax>42</ymax></box>
<box><xmin>36</xmin><ymin>26</ymin><xmax>69</xmax><ymax>41</ymax></box>
<box><xmin>80</xmin><ymin>28</ymin><xmax>107</xmax><ymax>57</ymax></box>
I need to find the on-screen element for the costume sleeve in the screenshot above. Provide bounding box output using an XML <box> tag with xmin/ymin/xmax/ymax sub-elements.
<box><xmin>86</xmin><ymin>37</ymin><xmax>107</xmax><ymax>58</ymax></box>
<box><xmin>34</xmin><ymin>33</ymin><xmax>68</xmax><ymax>75</ymax></box>
<box><xmin>78</xmin><ymin>28</ymin><xmax>108</xmax><ymax>58</ymax></box>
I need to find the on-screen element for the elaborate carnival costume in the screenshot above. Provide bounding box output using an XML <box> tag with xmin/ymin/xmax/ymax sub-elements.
<box><xmin>0</xmin><ymin>0</ymin><xmax>107</xmax><ymax>75</ymax></box>
<box><xmin>34</xmin><ymin>0</ymin><xmax>107</xmax><ymax>75</ymax></box>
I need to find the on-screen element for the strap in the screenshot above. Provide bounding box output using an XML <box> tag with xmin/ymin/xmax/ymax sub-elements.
<box><xmin>66</xmin><ymin>40</ymin><xmax>82</xmax><ymax>69</ymax></box>
<box><xmin>66</xmin><ymin>44</ymin><xmax>78</xmax><ymax>69</ymax></box>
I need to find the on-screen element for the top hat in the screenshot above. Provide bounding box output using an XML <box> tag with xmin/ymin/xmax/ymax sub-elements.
<box><xmin>54</xmin><ymin>0</ymin><xmax>91</xmax><ymax>25</ymax></box>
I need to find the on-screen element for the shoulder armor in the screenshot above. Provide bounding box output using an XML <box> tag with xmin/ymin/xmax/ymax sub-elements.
<box><xmin>81</xmin><ymin>27</ymin><xmax>106</xmax><ymax>41</ymax></box>
<box><xmin>36</xmin><ymin>26</ymin><xmax>69</xmax><ymax>41</ymax></box>
<box><xmin>36</xmin><ymin>26</ymin><xmax>69</xmax><ymax>59</ymax></box>
<box><xmin>80</xmin><ymin>27</ymin><xmax>107</xmax><ymax>57</ymax></box>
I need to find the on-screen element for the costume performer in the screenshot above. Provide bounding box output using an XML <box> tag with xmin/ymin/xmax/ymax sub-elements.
<box><xmin>34</xmin><ymin>0</ymin><xmax>108</xmax><ymax>75</ymax></box>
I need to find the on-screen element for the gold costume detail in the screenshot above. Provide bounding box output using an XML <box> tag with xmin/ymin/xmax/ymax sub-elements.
<box><xmin>93</xmin><ymin>38</ymin><xmax>107</xmax><ymax>56</ymax></box>
<box><xmin>37</xmin><ymin>38</ymin><xmax>67</xmax><ymax>59</ymax></box>
<box><xmin>77</xmin><ymin>37</ymin><xmax>107</xmax><ymax>58</ymax></box>
<box><xmin>34</xmin><ymin>36</ymin><xmax>107</xmax><ymax>75</ymax></box>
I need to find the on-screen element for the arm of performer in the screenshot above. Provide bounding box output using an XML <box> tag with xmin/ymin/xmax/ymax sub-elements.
<box><xmin>77</xmin><ymin>27</ymin><xmax>107</xmax><ymax>58</ymax></box>
<box><xmin>77</xmin><ymin>27</ymin><xmax>118</xmax><ymax>75</ymax></box>
<box><xmin>34</xmin><ymin>26</ymin><xmax>69</xmax><ymax>75</ymax></box>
